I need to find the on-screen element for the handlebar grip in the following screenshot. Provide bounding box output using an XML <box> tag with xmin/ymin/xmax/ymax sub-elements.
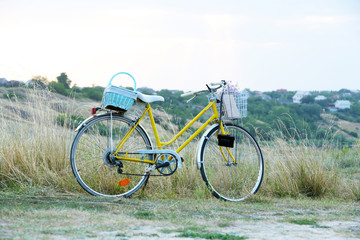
<box><xmin>181</xmin><ymin>91</ymin><xmax>196</xmax><ymax>98</ymax></box>
<box><xmin>210</xmin><ymin>81</ymin><xmax>224</xmax><ymax>86</ymax></box>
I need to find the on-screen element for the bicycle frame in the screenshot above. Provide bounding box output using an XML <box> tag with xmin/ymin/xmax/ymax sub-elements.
<box><xmin>114</xmin><ymin>100</ymin><xmax>228</xmax><ymax>164</ymax></box>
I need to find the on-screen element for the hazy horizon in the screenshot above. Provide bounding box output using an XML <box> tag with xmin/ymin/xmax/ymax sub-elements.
<box><xmin>1</xmin><ymin>75</ymin><xmax>359</xmax><ymax>93</ymax></box>
<box><xmin>1</xmin><ymin>0</ymin><xmax>359</xmax><ymax>92</ymax></box>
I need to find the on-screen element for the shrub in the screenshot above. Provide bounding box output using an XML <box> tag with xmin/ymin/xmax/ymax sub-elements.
<box><xmin>56</xmin><ymin>114</ymin><xmax>85</xmax><ymax>129</ymax></box>
<box><xmin>49</xmin><ymin>81</ymin><xmax>68</xmax><ymax>96</ymax></box>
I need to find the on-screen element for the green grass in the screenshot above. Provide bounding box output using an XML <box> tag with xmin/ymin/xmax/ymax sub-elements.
<box><xmin>178</xmin><ymin>231</ymin><xmax>247</xmax><ymax>240</ymax></box>
<box><xmin>133</xmin><ymin>209</ymin><xmax>156</xmax><ymax>220</ymax></box>
<box><xmin>162</xmin><ymin>227</ymin><xmax>247</xmax><ymax>240</ymax></box>
<box><xmin>284</xmin><ymin>218</ymin><xmax>329</xmax><ymax>228</ymax></box>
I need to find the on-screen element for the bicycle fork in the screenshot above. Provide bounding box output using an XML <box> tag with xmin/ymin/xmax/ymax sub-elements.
<box><xmin>218</xmin><ymin>122</ymin><xmax>237</xmax><ymax>165</ymax></box>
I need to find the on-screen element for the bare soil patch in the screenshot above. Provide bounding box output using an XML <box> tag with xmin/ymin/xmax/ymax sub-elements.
<box><xmin>0</xmin><ymin>193</ymin><xmax>359</xmax><ymax>239</ymax></box>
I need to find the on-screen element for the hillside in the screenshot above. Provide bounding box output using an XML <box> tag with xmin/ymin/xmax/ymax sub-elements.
<box><xmin>1</xmin><ymin>86</ymin><xmax>359</xmax><ymax>147</ymax></box>
<box><xmin>0</xmin><ymin>87</ymin><xmax>359</xmax><ymax>202</ymax></box>
<box><xmin>321</xmin><ymin>113</ymin><xmax>360</xmax><ymax>140</ymax></box>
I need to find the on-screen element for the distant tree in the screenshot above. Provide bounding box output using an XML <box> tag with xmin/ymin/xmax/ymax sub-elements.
<box><xmin>70</xmin><ymin>84</ymin><xmax>82</xmax><ymax>93</ymax></box>
<box><xmin>301</xmin><ymin>95</ymin><xmax>315</xmax><ymax>104</ymax></box>
<box><xmin>316</xmin><ymin>99</ymin><xmax>330</xmax><ymax>109</ymax></box>
<box><xmin>56</xmin><ymin>72</ymin><xmax>71</xmax><ymax>89</ymax></box>
<box><xmin>338</xmin><ymin>88</ymin><xmax>351</xmax><ymax>94</ymax></box>
<box><xmin>300</xmin><ymin>104</ymin><xmax>322</xmax><ymax>121</ymax></box>
<box><xmin>286</xmin><ymin>91</ymin><xmax>296</xmax><ymax>100</ymax></box>
<box><xmin>350</xmin><ymin>102</ymin><xmax>360</xmax><ymax>115</ymax></box>
<box><xmin>5</xmin><ymin>80</ymin><xmax>22</xmax><ymax>87</ymax></box>
<box><xmin>30</xmin><ymin>75</ymin><xmax>49</xmax><ymax>88</ymax></box>
<box><xmin>264</xmin><ymin>91</ymin><xmax>281</xmax><ymax>99</ymax></box>
<box><xmin>82</xmin><ymin>86</ymin><xmax>105</xmax><ymax>101</ymax></box>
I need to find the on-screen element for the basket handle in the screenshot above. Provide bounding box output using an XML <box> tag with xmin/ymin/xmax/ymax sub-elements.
<box><xmin>107</xmin><ymin>72</ymin><xmax>137</xmax><ymax>91</ymax></box>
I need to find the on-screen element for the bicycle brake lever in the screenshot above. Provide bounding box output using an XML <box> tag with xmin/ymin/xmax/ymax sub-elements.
<box><xmin>186</xmin><ymin>94</ymin><xmax>197</xmax><ymax>103</ymax></box>
<box><xmin>206</xmin><ymin>84</ymin><xmax>212</xmax><ymax>92</ymax></box>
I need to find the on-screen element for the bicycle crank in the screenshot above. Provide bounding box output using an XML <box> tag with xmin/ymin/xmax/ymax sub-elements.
<box><xmin>136</xmin><ymin>149</ymin><xmax>182</xmax><ymax>176</ymax></box>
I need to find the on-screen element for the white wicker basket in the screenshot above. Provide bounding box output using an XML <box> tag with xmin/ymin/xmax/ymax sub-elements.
<box><xmin>218</xmin><ymin>85</ymin><xmax>247</xmax><ymax>120</ymax></box>
<box><xmin>101</xmin><ymin>72</ymin><xmax>137</xmax><ymax>112</ymax></box>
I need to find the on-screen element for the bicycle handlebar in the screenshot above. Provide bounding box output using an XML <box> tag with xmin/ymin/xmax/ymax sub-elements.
<box><xmin>210</xmin><ymin>81</ymin><xmax>223</xmax><ymax>86</ymax></box>
<box><xmin>180</xmin><ymin>91</ymin><xmax>197</xmax><ymax>98</ymax></box>
<box><xmin>181</xmin><ymin>89</ymin><xmax>208</xmax><ymax>98</ymax></box>
<box><xmin>181</xmin><ymin>80</ymin><xmax>227</xmax><ymax>98</ymax></box>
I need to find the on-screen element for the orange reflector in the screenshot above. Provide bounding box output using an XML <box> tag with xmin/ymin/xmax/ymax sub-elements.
<box><xmin>119</xmin><ymin>179</ymin><xmax>130</xmax><ymax>187</ymax></box>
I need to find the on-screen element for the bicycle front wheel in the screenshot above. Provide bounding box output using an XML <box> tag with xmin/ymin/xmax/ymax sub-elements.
<box><xmin>70</xmin><ymin>114</ymin><xmax>153</xmax><ymax>197</ymax></box>
<box><xmin>199</xmin><ymin>123</ymin><xmax>264</xmax><ymax>201</ymax></box>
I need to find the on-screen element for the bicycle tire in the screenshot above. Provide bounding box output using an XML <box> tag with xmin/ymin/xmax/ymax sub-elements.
<box><xmin>70</xmin><ymin>114</ymin><xmax>153</xmax><ymax>197</ymax></box>
<box><xmin>198</xmin><ymin>123</ymin><xmax>264</xmax><ymax>201</ymax></box>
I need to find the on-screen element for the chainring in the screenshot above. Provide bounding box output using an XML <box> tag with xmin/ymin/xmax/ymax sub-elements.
<box><xmin>155</xmin><ymin>153</ymin><xmax>178</xmax><ymax>176</ymax></box>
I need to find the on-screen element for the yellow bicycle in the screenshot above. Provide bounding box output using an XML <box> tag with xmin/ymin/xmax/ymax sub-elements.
<box><xmin>70</xmin><ymin>74</ymin><xmax>264</xmax><ymax>201</ymax></box>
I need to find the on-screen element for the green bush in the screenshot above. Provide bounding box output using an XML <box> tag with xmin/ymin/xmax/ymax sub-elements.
<box><xmin>49</xmin><ymin>82</ymin><xmax>69</xmax><ymax>96</ymax></box>
<box><xmin>56</xmin><ymin>114</ymin><xmax>85</xmax><ymax>129</ymax></box>
<box><xmin>82</xmin><ymin>86</ymin><xmax>104</xmax><ymax>101</ymax></box>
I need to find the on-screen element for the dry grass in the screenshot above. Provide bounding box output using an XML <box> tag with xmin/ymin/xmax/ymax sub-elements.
<box><xmin>260</xmin><ymin>137</ymin><xmax>337</xmax><ymax>198</ymax></box>
<box><xmin>0</xmin><ymin>88</ymin><xmax>88</xmax><ymax>192</ymax></box>
<box><xmin>257</xmin><ymin>121</ymin><xmax>360</xmax><ymax>200</ymax></box>
<box><xmin>0</xmin><ymin>87</ymin><xmax>359</xmax><ymax>201</ymax></box>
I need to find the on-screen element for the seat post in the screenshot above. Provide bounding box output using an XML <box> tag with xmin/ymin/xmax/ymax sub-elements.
<box><xmin>147</xmin><ymin>104</ymin><xmax>162</xmax><ymax>149</ymax></box>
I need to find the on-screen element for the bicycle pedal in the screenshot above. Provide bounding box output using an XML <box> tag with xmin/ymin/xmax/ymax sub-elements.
<box><xmin>155</xmin><ymin>162</ymin><xmax>170</xmax><ymax>169</ymax></box>
<box><xmin>181</xmin><ymin>157</ymin><xmax>184</xmax><ymax>163</ymax></box>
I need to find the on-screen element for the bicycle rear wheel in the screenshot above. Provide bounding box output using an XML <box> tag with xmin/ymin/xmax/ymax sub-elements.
<box><xmin>199</xmin><ymin>123</ymin><xmax>264</xmax><ymax>201</ymax></box>
<box><xmin>70</xmin><ymin>114</ymin><xmax>153</xmax><ymax>197</ymax></box>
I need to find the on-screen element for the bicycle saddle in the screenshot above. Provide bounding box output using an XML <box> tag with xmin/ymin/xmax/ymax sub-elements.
<box><xmin>136</xmin><ymin>92</ymin><xmax>164</xmax><ymax>103</ymax></box>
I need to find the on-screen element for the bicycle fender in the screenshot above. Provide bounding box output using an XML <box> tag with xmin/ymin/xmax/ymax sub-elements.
<box><xmin>74</xmin><ymin>115</ymin><xmax>96</xmax><ymax>132</ymax></box>
<box><xmin>74</xmin><ymin>113</ymin><xmax>115</xmax><ymax>132</ymax></box>
<box><xmin>196</xmin><ymin>123</ymin><xmax>218</xmax><ymax>169</ymax></box>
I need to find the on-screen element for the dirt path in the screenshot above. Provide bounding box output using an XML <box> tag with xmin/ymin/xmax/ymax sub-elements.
<box><xmin>0</xmin><ymin>194</ymin><xmax>359</xmax><ymax>239</ymax></box>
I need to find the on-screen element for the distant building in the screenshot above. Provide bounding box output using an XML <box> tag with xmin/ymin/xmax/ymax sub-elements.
<box><xmin>327</xmin><ymin>103</ymin><xmax>337</xmax><ymax>112</ymax></box>
<box><xmin>277</xmin><ymin>88</ymin><xmax>287</xmax><ymax>92</ymax></box>
<box><xmin>314</xmin><ymin>95</ymin><xmax>326</xmax><ymax>101</ymax></box>
<box><xmin>293</xmin><ymin>91</ymin><xmax>310</xmax><ymax>104</ymax></box>
<box><xmin>335</xmin><ymin>100</ymin><xmax>351</xmax><ymax>110</ymax></box>
<box><xmin>331</xmin><ymin>94</ymin><xmax>340</xmax><ymax>99</ymax></box>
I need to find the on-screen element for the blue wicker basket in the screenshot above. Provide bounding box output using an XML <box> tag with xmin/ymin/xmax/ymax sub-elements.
<box><xmin>101</xmin><ymin>72</ymin><xmax>137</xmax><ymax>112</ymax></box>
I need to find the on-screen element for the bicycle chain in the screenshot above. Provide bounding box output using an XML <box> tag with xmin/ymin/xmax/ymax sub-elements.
<box><xmin>118</xmin><ymin>172</ymin><xmax>167</xmax><ymax>177</ymax></box>
<box><xmin>115</xmin><ymin>152</ymin><xmax>177</xmax><ymax>177</ymax></box>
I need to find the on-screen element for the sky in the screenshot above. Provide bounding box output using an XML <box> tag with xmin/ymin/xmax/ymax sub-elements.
<box><xmin>0</xmin><ymin>0</ymin><xmax>359</xmax><ymax>92</ymax></box>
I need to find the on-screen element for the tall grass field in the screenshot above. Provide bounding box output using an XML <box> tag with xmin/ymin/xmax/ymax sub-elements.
<box><xmin>0</xmin><ymin>88</ymin><xmax>359</xmax><ymax>201</ymax></box>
